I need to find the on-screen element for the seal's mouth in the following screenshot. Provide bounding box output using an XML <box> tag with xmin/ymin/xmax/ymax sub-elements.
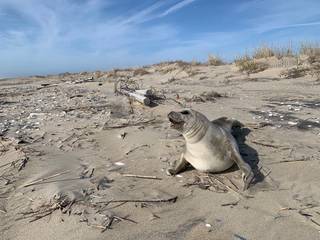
<box><xmin>168</xmin><ymin>117</ymin><xmax>183</xmax><ymax>124</ymax></box>
<box><xmin>168</xmin><ymin>111</ymin><xmax>184</xmax><ymax>129</ymax></box>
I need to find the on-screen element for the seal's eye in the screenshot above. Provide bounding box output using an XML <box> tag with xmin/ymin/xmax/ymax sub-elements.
<box><xmin>181</xmin><ymin>110</ymin><xmax>189</xmax><ymax>115</ymax></box>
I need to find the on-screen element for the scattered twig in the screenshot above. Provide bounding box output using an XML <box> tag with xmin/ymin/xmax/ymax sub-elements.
<box><xmin>0</xmin><ymin>159</ymin><xmax>20</xmax><ymax>169</ymax></box>
<box><xmin>250</xmin><ymin>140</ymin><xmax>287</xmax><ymax>149</ymax></box>
<box><xmin>310</xmin><ymin>218</ymin><xmax>320</xmax><ymax>227</ymax></box>
<box><xmin>246</xmin><ymin>122</ymin><xmax>274</xmax><ymax>129</ymax></box>
<box><xmin>103</xmin><ymin>118</ymin><xmax>156</xmax><ymax>130</ymax></box>
<box><xmin>125</xmin><ymin>144</ymin><xmax>150</xmax><ymax>155</ymax></box>
<box><xmin>29</xmin><ymin>211</ymin><xmax>54</xmax><ymax>223</ymax></box>
<box><xmin>0</xmin><ymin>208</ymin><xmax>7</xmax><ymax>214</ymax></box>
<box><xmin>166</xmin><ymin>97</ymin><xmax>185</xmax><ymax>107</ymax></box>
<box><xmin>0</xmin><ymin>156</ymin><xmax>28</xmax><ymax>171</ymax></box>
<box><xmin>62</xmin><ymin>104</ymin><xmax>109</xmax><ymax>113</ymax></box>
<box><xmin>279</xmin><ymin>207</ymin><xmax>297</xmax><ymax>211</ymax></box>
<box><xmin>268</xmin><ymin>157</ymin><xmax>314</xmax><ymax>165</ymax></box>
<box><xmin>121</xmin><ymin>174</ymin><xmax>162</xmax><ymax>180</ymax></box>
<box><xmin>95</xmin><ymin>196</ymin><xmax>177</xmax><ymax>205</ymax></box>
<box><xmin>298</xmin><ymin>210</ymin><xmax>313</xmax><ymax>217</ymax></box>
<box><xmin>61</xmin><ymin>133</ymin><xmax>77</xmax><ymax>143</ymax></box>
<box><xmin>23</xmin><ymin>170</ymin><xmax>71</xmax><ymax>187</ymax></box>
<box><xmin>113</xmin><ymin>215</ymin><xmax>137</xmax><ymax>224</ymax></box>
<box><xmin>208</xmin><ymin>175</ymin><xmax>253</xmax><ymax>199</ymax></box>
<box><xmin>221</xmin><ymin>200</ymin><xmax>240</xmax><ymax>207</ymax></box>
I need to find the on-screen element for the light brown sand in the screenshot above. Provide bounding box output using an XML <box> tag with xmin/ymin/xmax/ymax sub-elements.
<box><xmin>1</xmin><ymin>61</ymin><xmax>320</xmax><ymax>240</ymax></box>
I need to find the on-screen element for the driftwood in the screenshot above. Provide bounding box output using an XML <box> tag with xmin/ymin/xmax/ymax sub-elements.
<box><xmin>122</xmin><ymin>89</ymin><xmax>151</xmax><ymax>106</ymax></box>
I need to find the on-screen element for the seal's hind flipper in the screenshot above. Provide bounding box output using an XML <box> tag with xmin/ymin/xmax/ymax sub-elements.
<box><xmin>166</xmin><ymin>153</ymin><xmax>189</xmax><ymax>176</ymax></box>
<box><xmin>211</xmin><ymin>117</ymin><xmax>243</xmax><ymax>133</ymax></box>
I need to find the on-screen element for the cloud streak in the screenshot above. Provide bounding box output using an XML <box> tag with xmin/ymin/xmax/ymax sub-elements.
<box><xmin>158</xmin><ymin>0</ymin><xmax>196</xmax><ymax>17</ymax></box>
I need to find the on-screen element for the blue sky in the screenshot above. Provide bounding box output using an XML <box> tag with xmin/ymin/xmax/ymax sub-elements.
<box><xmin>0</xmin><ymin>0</ymin><xmax>320</xmax><ymax>78</ymax></box>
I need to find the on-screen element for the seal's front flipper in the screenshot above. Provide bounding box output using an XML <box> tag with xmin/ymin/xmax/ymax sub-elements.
<box><xmin>230</xmin><ymin>147</ymin><xmax>254</xmax><ymax>190</ymax></box>
<box><xmin>166</xmin><ymin>153</ymin><xmax>188</xmax><ymax>176</ymax></box>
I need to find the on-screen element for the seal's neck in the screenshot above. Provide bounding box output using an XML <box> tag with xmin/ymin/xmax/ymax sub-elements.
<box><xmin>183</xmin><ymin>120</ymin><xmax>208</xmax><ymax>143</ymax></box>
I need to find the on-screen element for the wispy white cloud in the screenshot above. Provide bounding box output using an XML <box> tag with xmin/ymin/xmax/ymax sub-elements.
<box><xmin>158</xmin><ymin>0</ymin><xmax>196</xmax><ymax>17</ymax></box>
<box><xmin>120</xmin><ymin>0</ymin><xmax>198</xmax><ymax>25</ymax></box>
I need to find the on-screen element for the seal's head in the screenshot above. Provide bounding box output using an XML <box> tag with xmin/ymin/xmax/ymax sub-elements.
<box><xmin>168</xmin><ymin>109</ymin><xmax>210</xmax><ymax>141</ymax></box>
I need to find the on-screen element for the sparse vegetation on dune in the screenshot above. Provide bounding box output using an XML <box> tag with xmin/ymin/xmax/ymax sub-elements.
<box><xmin>299</xmin><ymin>42</ymin><xmax>320</xmax><ymax>57</ymax></box>
<box><xmin>279</xmin><ymin>66</ymin><xmax>309</xmax><ymax>79</ymax></box>
<box><xmin>277</xmin><ymin>43</ymin><xmax>320</xmax><ymax>80</ymax></box>
<box><xmin>234</xmin><ymin>55</ymin><xmax>269</xmax><ymax>75</ymax></box>
<box><xmin>207</xmin><ymin>54</ymin><xmax>224</xmax><ymax>66</ymax></box>
<box><xmin>232</xmin><ymin>42</ymin><xmax>320</xmax><ymax>78</ymax></box>
<box><xmin>252</xmin><ymin>44</ymin><xmax>295</xmax><ymax>59</ymax></box>
<box><xmin>133</xmin><ymin>68</ymin><xmax>150</xmax><ymax>76</ymax></box>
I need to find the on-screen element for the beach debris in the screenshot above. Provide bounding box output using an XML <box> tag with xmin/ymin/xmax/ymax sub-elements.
<box><xmin>184</xmin><ymin>91</ymin><xmax>224</xmax><ymax>103</ymax></box>
<box><xmin>114</xmin><ymin>162</ymin><xmax>125</xmax><ymax>166</ymax></box>
<box><xmin>221</xmin><ymin>200</ymin><xmax>240</xmax><ymax>207</ymax></box>
<box><xmin>250</xmin><ymin>109</ymin><xmax>320</xmax><ymax>130</ymax></box>
<box><xmin>114</xmin><ymin>78</ymin><xmax>166</xmax><ymax>106</ymax></box>
<box><xmin>90</xmin><ymin>176</ymin><xmax>113</xmax><ymax>190</ymax></box>
<box><xmin>205</xmin><ymin>223</ymin><xmax>212</xmax><ymax>228</ymax></box>
<box><xmin>268</xmin><ymin>155</ymin><xmax>319</xmax><ymax>165</ymax></box>
<box><xmin>18</xmin><ymin>190</ymin><xmax>77</xmax><ymax>223</ymax></box>
<box><xmin>233</xmin><ymin>234</ymin><xmax>247</xmax><ymax>240</ymax></box>
<box><xmin>125</xmin><ymin>144</ymin><xmax>150</xmax><ymax>155</ymax></box>
<box><xmin>118</xmin><ymin>131</ymin><xmax>127</xmax><ymax>139</ymax></box>
<box><xmin>103</xmin><ymin>118</ymin><xmax>157</xmax><ymax>130</ymax></box>
<box><xmin>250</xmin><ymin>140</ymin><xmax>288</xmax><ymax>149</ymax></box>
<box><xmin>114</xmin><ymin>78</ymin><xmax>152</xmax><ymax>106</ymax></box>
<box><xmin>72</xmin><ymin>76</ymin><xmax>96</xmax><ymax>84</ymax></box>
<box><xmin>121</xmin><ymin>173</ymin><xmax>162</xmax><ymax>180</ymax></box>
<box><xmin>94</xmin><ymin>196</ymin><xmax>177</xmax><ymax>205</ymax></box>
<box><xmin>22</xmin><ymin>170</ymin><xmax>71</xmax><ymax>187</ymax></box>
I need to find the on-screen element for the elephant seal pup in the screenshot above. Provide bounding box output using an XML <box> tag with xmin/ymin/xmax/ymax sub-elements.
<box><xmin>167</xmin><ymin>109</ymin><xmax>254</xmax><ymax>190</ymax></box>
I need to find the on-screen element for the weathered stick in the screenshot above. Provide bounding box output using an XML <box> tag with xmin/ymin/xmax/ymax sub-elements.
<box><xmin>0</xmin><ymin>159</ymin><xmax>19</xmax><ymax>169</ymax></box>
<box><xmin>221</xmin><ymin>200</ymin><xmax>240</xmax><ymax>207</ymax></box>
<box><xmin>268</xmin><ymin>157</ymin><xmax>314</xmax><ymax>165</ymax></box>
<box><xmin>125</xmin><ymin>144</ymin><xmax>149</xmax><ymax>155</ymax></box>
<box><xmin>103</xmin><ymin>118</ymin><xmax>156</xmax><ymax>129</ymax></box>
<box><xmin>0</xmin><ymin>208</ymin><xmax>7</xmax><ymax>214</ymax></box>
<box><xmin>122</xmin><ymin>174</ymin><xmax>162</xmax><ymax>180</ymax></box>
<box><xmin>95</xmin><ymin>196</ymin><xmax>177</xmax><ymax>205</ymax></box>
<box><xmin>23</xmin><ymin>170</ymin><xmax>71</xmax><ymax>187</ymax></box>
<box><xmin>310</xmin><ymin>218</ymin><xmax>320</xmax><ymax>227</ymax></box>
<box><xmin>251</xmin><ymin>140</ymin><xmax>286</xmax><ymax>149</ymax></box>
<box><xmin>29</xmin><ymin>211</ymin><xmax>54</xmax><ymax>223</ymax></box>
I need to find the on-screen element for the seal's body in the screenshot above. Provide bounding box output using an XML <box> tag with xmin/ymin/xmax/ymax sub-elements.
<box><xmin>167</xmin><ymin>109</ymin><xmax>253</xmax><ymax>190</ymax></box>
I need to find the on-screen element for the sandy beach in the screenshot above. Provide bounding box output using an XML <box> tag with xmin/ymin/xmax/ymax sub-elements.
<box><xmin>1</xmin><ymin>58</ymin><xmax>320</xmax><ymax>240</ymax></box>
